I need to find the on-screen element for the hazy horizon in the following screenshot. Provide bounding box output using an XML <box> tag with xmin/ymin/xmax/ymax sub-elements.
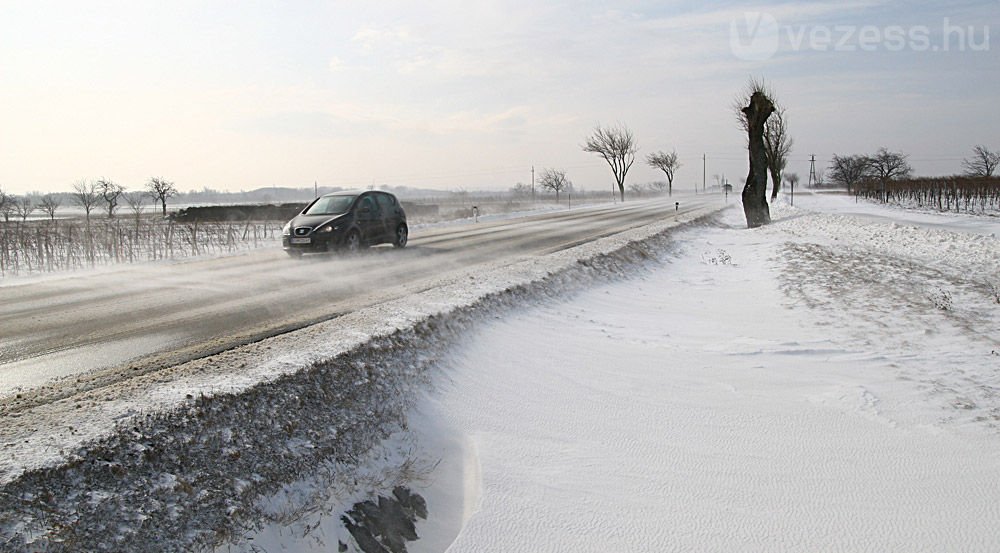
<box><xmin>1</xmin><ymin>1</ymin><xmax>996</xmax><ymax>195</ymax></box>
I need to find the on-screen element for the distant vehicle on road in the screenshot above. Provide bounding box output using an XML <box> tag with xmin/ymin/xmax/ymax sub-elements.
<box><xmin>282</xmin><ymin>191</ymin><xmax>408</xmax><ymax>256</ymax></box>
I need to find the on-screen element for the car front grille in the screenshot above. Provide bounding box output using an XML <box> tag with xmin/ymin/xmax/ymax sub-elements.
<box><xmin>294</xmin><ymin>227</ymin><xmax>311</xmax><ymax>236</ymax></box>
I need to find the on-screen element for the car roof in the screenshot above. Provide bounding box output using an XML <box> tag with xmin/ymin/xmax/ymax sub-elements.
<box><xmin>323</xmin><ymin>189</ymin><xmax>394</xmax><ymax>197</ymax></box>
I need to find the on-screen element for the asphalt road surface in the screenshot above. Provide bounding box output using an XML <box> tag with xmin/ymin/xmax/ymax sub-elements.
<box><xmin>0</xmin><ymin>195</ymin><xmax>715</xmax><ymax>408</ymax></box>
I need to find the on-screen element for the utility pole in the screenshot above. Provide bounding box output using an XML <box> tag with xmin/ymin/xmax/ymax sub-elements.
<box><xmin>702</xmin><ymin>153</ymin><xmax>706</xmax><ymax>193</ymax></box>
<box><xmin>807</xmin><ymin>155</ymin><xmax>817</xmax><ymax>188</ymax></box>
<box><xmin>531</xmin><ymin>165</ymin><xmax>535</xmax><ymax>203</ymax></box>
<box><xmin>314</xmin><ymin>181</ymin><xmax>318</xmax><ymax>198</ymax></box>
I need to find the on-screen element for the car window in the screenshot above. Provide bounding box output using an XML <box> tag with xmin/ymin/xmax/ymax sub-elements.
<box><xmin>359</xmin><ymin>196</ymin><xmax>376</xmax><ymax>213</ymax></box>
<box><xmin>376</xmin><ymin>193</ymin><xmax>395</xmax><ymax>211</ymax></box>
<box><xmin>304</xmin><ymin>195</ymin><xmax>356</xmax><ymax>215</ymax></box>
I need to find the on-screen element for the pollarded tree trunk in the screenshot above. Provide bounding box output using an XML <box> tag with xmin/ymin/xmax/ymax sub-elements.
<box><xmin>741</xmin><ymin>91</ymin><xmax>775</xmax><ymax>228</ymax></box>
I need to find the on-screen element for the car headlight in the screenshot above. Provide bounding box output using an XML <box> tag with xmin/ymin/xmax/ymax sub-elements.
<box><xmin>318</xmin><ymin>224</ymin><xmax>339</xmax><ymax>233</ymax></box>
<box><xmin>282</xmin><ymin>222</ymin><xmax>292</xmax><ymax>236</ymax></box>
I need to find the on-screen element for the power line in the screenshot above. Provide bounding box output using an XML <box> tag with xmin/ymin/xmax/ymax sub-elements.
<box><xmin>365</xmin><ymin>161</ymin><xmax>609</xmax><ymax>186</ymax></box>
<box><xmin>321</xmin><ymin>151</ymin><xmax>972</xmax><ymax>190</ymax></box>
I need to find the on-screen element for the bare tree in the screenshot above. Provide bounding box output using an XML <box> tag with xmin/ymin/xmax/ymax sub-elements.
<box><xmin>96</xmin><ymin>178</ymin><xmax>125</xmax><ymax>218</ymax></box>
<box><xmin>146</xmin><ymin>176</ymin><xmax>178</xmax><ymax>217</ymax></box>
<box><xmin>784</xmin><ymin>172</ymin><xmax>800</xmax><ymax>191</ymax></box>
<box><xmin>538</xmin><ymin>168</ymin><xmax>571</xmax><ymax>202</ymax></box>
<box><xmin>647</xmin><ymin>180</ymin><xmax>668</xmax><ymax>194</ymax></box>
<box><xmin>510</xmin><ymin>182</ymin><xmax>532</xmax><ymax>198</ymax></box>
<box><xmin>869</xmin><ymin>148</ymin><xmax>912</xmax><ymax>181</ymax></box>
<box><xmin>449</xmin><ymin>187</ymin><xmax>470</xmax><ymax>209</ymax></box>
<box><xmin>583</xmin><ymin>123</ymin><xmax>637</xmax><ymax>202</ymax></box>
<box><xmin>0</xmin><ymin>186</ymin><xmax>10</xmax><ymax>223</ymax></box>
<box><xmin>867</xmin><ymin>148</ymin><xmax>912</xmax><ymax>203</ymax></box>
<box><xmin>736</xmin><ymin>83</ymin><xmax>792</xmax><ymax>201</ymax></box>
<box><xmin>123</xmin><ymin>191</ymin><xmax>147</xmax><ymax>222</ymax></box>
<box><xmin>962</xmin><ymin>145</ymin><xmax>999</xmax><ymax>177</ymax></box>
<box><xmin>40</xmin><ymin>194</ymin><xmax>62</xmax><ymax>220</ymax></box>
<box><xmin>71</xmin><ymin>180</ymin><xmax>101</xmax><ymax>222</ymax></box>
<box><xmin>13</xmin><ymin>195</ymin><xmax>36</xmax><ymax>222</ymax></box>
<box><xmin>828</xmin><ymin>154</ymin><xmax>873</xmax><ymax>191</ymax></box>
<box><xmin>815</xmin><ymin>170</ymin><xmax>826</xmax><ymax>187</ymax></box>
<box><xmin>783</xmin><ymin>172</ymin><xmax>799</xmax><ymax>204</ymax></box>
<box><xmin>646</xmin><ymin>149</ymin><xmax>681</xmax><ymax>196</ymax></box>
<box><xmin>764</xmin><ymin>106</ymin><xmax>792</xmax><ymax>200</ymax></box>
<box><xmin>735</xmin><ymin>78</ymin><xmax>775</xmax><ymax>228</ymax></box>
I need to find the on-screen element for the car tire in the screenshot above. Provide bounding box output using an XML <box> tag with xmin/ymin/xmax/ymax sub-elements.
<box><xmin>393</xmin><ymin>224</ymin><xmax>408</xmax><ymax>248</ymax></box>
<box><xmin>343</xmin><ymin>230</ymin><xmax>362</xmax><ymax>253</ymax></box>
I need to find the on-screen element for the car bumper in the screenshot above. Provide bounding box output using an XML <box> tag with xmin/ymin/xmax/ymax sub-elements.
<box><xmin>282</xmin><ymin>233</ymin><xmax>340</xmax><ymax>252</ymax></box>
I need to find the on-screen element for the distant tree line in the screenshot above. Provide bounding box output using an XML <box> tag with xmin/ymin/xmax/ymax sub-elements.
<box><xmin>508</xmin><ymin>123</ymin><xmax>686</xmax><ymax>205</ymax></box>
<box><xmin>828</xmin><ymin>145</ymin><xmax>999</xmax><ymax>193</ymax></box>
<box><xmin>825</xmin><ymin>146</ymin><xmax>1000</xmax><ymax>213</ymax></box>
<box><xmin>0</xmin><ymin>175</ymin><xmax>286</xmax><ymax>276</ymax></box>
<box><xmin>2</xmin><ymin>111</ymin><xmax>991</xmax><ymax>230</ymax></box>
<box><xmin>827</xmin><ymin>148</ymin><xmax>914</xmax><ymax>196</ymax></box>
<box><xmin>0</xmin><ymin>180</ymin><xmax>496</xmax><ymax>223</ymax></box>
<box><xmin>0</xmin><ymin>177</ymin><xmax>179</xmax><ymax>223</ymax></box>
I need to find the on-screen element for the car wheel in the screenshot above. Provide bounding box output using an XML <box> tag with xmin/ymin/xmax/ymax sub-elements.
<box><xmin>393</xmin><ymin>224</ymin><xmax>408</xmax><ymax>248</ymax></box>
<box><xmin>344</xmin><ymin>230</ymin><xmax>362</xmax><ymax>253</ymax></box>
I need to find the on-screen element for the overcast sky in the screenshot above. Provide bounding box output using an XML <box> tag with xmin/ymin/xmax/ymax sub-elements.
<box><xmin>1</xmin><ymin>1</ymin><xmax>996</xmax><ymax>195</ymax></box>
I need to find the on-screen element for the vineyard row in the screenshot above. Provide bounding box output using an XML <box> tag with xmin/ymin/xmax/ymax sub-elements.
<box><xmin>0</xmin><ymin>218</ymin><xmax>282</xmax><ymax>277</ymax></box>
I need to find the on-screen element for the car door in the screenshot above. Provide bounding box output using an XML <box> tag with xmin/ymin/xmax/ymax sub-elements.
<box><xmin>355</xmin><ymin>194</ymin><xmax>382</xmax><ymax>244</ymax></box>
<box><xmin>375</xmin><ymin>193</ymin><xmax>397</xmax><ymax>241</ymax></box>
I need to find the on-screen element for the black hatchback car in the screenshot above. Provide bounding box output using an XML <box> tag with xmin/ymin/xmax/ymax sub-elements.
<box><xmin>282</xmin><ymin>191</ymin><xmax>408</xmax><ymax>256</ymax></box>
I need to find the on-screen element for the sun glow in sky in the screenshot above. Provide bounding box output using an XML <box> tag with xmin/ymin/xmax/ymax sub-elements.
<box><xmin>0</xmin><ymin>1</ymin><xmax>996</xmax><ymax>195</ymax></box>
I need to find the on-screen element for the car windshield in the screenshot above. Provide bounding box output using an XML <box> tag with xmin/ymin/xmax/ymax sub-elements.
<box><xmin>304</xmin><ymin>195</ymin><xmax>356</xmax><ymax>216</ymax></box>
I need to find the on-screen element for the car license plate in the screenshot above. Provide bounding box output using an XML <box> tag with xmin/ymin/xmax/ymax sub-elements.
<box><xmin>291</xmin><ymin>237</ymin><xmax>311</xmax><ymax>245</ymax></box>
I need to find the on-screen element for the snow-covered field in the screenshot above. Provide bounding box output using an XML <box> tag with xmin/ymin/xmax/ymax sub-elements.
<box><xmin>4</xmin><ymin>191</ymin><xmax>1000</xmax><ymax>552</ymax></box>
<box><xmin>412</xmin><ymin>192</ymin><xmax>1000</xmax><ymax>552</ymax></box>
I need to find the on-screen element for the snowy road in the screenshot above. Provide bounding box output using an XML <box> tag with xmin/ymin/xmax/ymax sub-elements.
<box><xmin>0</xmin><ymin>195</ymin><xmax>712</xmax><ymax>409</ymax></box>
